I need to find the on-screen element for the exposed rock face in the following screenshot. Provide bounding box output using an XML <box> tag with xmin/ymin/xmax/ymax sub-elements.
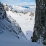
<box><xmin>3</xmin><ymin>4</ymin><xmax>9</xmax><ymax>11</ymax></box>
<box><xmin>31</xmin><ymin>0</ymin><xmax>46</xmax><ymax>44</ymax></box>
<box><xmin>0</xmin><ymin>2</ymin><xmax>6</xmax><ymax>19</ymax></box>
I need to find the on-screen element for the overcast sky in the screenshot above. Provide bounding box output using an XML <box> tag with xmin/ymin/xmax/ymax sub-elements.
<box><xmin>0</xmin><ymin>0</ymin><xmax>36</xmax><ymax>5</ymax></box>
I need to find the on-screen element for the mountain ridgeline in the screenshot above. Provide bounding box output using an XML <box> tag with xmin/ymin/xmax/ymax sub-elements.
<box><xmin>31</xmin><ymin>0</ymin><xmax>46</xmax><ymax>45</ymax></box>
<box><xmin>0</xmin><ymin>2</ymin><xmax>27</xmax><ymax>40</ymax></box>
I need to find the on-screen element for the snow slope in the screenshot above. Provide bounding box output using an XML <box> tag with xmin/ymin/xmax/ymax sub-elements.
<box><xmin>6</xmin><ymin>10</ymin><xmax>35</xmax><ymax>40</ymax></box>
<box><xmin>3</xmin><ymin>3</ymin><xmax>36</xmax><ymax>40</ymax></box>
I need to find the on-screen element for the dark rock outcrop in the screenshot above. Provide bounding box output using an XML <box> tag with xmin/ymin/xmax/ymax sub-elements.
<box><xmin>0</xmin><ymin>2</ymin><xmax>6</xmax><ymax>19</ymax></box>
<box><xmin>31</xmin><ymin>0</ymin><xmax>46</xmax><ymax>44</ymax></box>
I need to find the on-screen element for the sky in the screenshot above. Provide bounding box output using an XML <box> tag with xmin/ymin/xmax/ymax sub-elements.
<box><xmin>0</xmin><ymin>0</ymin><xmax>36</xmax><ymax>5</ymax></box>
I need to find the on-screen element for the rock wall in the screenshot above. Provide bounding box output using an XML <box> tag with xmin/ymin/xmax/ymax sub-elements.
<box><xmin>31</xmin><ymin>0</ymin><xmax>46</xmax><ymax>44</ymax></box>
